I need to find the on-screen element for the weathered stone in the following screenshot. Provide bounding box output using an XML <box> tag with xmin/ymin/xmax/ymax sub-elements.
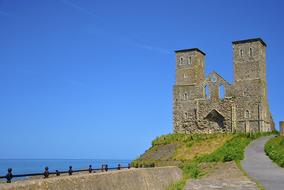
<box><xmin>0</xmin><ymin>167</ymin><xmax>182</xmax><ymax>190</ymax></box>
<box><xmin>280</xmin><ymin>121</ymin><xmax>284</xmax><ymax>136</ymax></box>
<box><xmin>173</xmin><ymin>38</ymin><xmax>274</xmax><ymax>133</ymax></box>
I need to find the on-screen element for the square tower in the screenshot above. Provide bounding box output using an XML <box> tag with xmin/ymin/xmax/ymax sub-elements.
<box><xmin>232</xmin><ymin>38</ymin><xmax>272</xmax><ymax>132</ymax></box>
<box><xmin>233</xmin><ymin>38</ymin><xmax>266</xmax><ymax>83</ymax></box>
<box><xmin>173</xmin><ymin>48</ymin><xmax>206</xmax><ymax>133</ymax></box>
<box><xmin>232</xmin><ymin>38</ymin><xmax>267</xmax><ymax>98</ymax></box>
<box><xmin>175</xmin><ymin>48</ymin><xmax>206</xmax><ymax>86</ymax></box>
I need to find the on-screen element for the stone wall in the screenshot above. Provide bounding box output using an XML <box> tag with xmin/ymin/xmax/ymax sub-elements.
<box><xmin>173</xmin><ymin>38</ymin><xmax>274</xmax><ymax>134</ymax></box>
<box><xmin>0</xmin><ymin>167</ymin><xmax>182</xmax><ymax>190</ymax></box>
<box><xmin>280</xmin><ymin>121</ymin><xmax>284</xmax><ymax>136</ymax></box>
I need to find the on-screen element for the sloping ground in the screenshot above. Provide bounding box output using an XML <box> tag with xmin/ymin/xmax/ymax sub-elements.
<box><xmin>165</xmin><ymin>132</ymin><xmax>274</xmax><ymax>190</ymax></box>
<box><xmin>242</xmin><ymin>135</ymin><xmax>284</xmax><ymax>190</ymax></box>
<box><xmin>132</xmin><ymin>133</ymin><xmax>233</xmax><ymax>167</ymax></box>
<box><xmin>132</xmin><ymin>132</ymin><xmax>274</xmax><ymax>190</ymax></box>
<box><xmin>185</xmin><ymin>162</ymin><xmax>258</xmax><ymax>190</ymax></box>
<box><xmin>265</xmin><ymin>136</ymin><xmax>284</xmax><ymax>167</ymax></box>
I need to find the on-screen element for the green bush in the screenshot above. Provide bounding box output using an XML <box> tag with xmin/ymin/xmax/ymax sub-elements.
<box><xmin>265</xmin><ymin>136</ymin><xmax>284</xmax><ymax>167</ymax></box>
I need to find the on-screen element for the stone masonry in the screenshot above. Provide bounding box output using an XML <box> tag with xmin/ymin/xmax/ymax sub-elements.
<box><xmin>280</xmin><ymin>121</ymin><xmax>284</xmax><ymax>136</ymax></box>
<box><xmin>173</xmin><ymin>38</ymin><xmax>275</xmax><ymax>133</ymax></box>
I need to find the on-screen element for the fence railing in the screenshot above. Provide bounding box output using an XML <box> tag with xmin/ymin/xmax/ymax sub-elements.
<box><xmin>0</xmin><ymin>163</ymin><xmax>131</xmax><ymax>183</ymax></box>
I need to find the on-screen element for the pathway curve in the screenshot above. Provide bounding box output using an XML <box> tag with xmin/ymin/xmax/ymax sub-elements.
<box><xmin>241</xmin><ymin>135</ymin><xmax>284</xmax><ymax>190</ymax></box>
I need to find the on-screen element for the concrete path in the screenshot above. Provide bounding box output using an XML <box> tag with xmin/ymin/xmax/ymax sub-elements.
<box><xmin>185</xmin><ymin>162</ymin><xmax>258</xmax><ymax>190</ymax></box>
<box><xmin>241</xmin><ymin>135</ymin><xmax>284</xmax><ymax>190</ymax></box>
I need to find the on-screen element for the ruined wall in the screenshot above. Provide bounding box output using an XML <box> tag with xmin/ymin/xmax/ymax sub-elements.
<box><xmin>280</xmin><ymin>121</ymin><xmax>284</xmax><ymax>136</ymax></box>
<box><xmin>173</xmin><ymin>38</ymin><xmax>274</xmax><ymax>134</ymax></box>
<box><xmin>0</xmin><ymin>167</ymin><xmax>182</xmax><ymax>190</ymax></box>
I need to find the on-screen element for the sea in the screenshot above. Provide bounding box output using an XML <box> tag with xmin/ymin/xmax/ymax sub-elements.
<box><xmin>0</xmin><ymin>159</ymin><xmax>131</xmax><ymax>181</ymax></box>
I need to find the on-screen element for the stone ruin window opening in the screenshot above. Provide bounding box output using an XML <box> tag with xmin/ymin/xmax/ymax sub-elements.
<box><xmin>249</xmin><ymin>47</ymin><xmax>253</xmax><ymax>57</ymax></box>
<box><xmin>211</xmin><ymin>76</ymin><xmax>217</xmax><ymax>83</ymax></box>
<box><xmin>183</xmin><ymin>92</ymin><xmax>188</xmax><ymax>100</ymax></box>
<box><xmin>240</xmin><ymin>49</ymin><xmax>244</xmax><ymax>57</ymax></box>
<box><xmin>183</xmin><ymin>72</ymin><xmax>188</xmax><ymax>78</ymax></box>
<box><xmin>205</xmin><ymin>85</ymin><xmax>210</xmax><ymax>99</ymax></box>
<box><xmin>180</xmin><ymin>57</ymin><xmax>184</xmax><ymax>65</ymax></box>
<box><xmin>219</xmin><ymin>85</ymin><xmax>225</xmax><ymax>99</ymax></box>
<box><xmin>184</xmin><ymin>112</ymin><xmax>188</xmax><ymax>119</ymax></box>
<box><xmin>245</xmin><ymin>110</ymin><xmax>250</xmax><ymax>118</ymax></box>
<box><xmin>187</xmin><ymin>57</ymin><xmax>192</xmax><ymax>65</ymax></box>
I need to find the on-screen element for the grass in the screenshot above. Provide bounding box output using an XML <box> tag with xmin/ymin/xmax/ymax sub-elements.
<box><xmin>132</xmin><ymin>133</ymin><xmax>232</xmax><ymax>167</ymax></box>
<box><xmin>167</xmin><ymin>132</ymin><xmax>274</xmax><ymax>190</ymax></box>
<box><xmin>265</xmin><ymin>135</ymin><xmax>284</xmax><ymax>167</ymax></box>
<box><xmin>167</xmin><ymin>177</ymin><xmax>187</xmax><ymax>190</ymax></box>
<box><xmin>132</xmin><ymin>132</ymin><xmax>274</xmax><ymax>190</ymax></box>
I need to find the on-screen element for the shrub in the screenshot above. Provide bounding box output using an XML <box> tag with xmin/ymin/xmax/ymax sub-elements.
<box><xmin>265</xmin><ymin>136</ymin><xmax>284</xmax><ymax>167</ymax></box>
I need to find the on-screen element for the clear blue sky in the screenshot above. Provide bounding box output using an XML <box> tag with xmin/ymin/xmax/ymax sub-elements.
<box><xmin>0</xmin><ymin>0</ymin><xmax>283</xmax><ymax>159</ymax></box>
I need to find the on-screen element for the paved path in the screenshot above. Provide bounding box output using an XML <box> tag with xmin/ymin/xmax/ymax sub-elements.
<box><xmin>241</xmin><ymin>135</ymin><xmax>284</xmax><ymax>190</ymax></box>
<box><xmin>185</xmin><ymin>162</ymin><xmax>258</xmax><ymax>190</ymax></box>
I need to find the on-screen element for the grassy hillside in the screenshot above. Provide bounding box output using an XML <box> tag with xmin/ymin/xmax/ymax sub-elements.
<box><xmin>132</xmin><ymin>133</ymin><xmax>233</xmax><ymax>167</ymax></box>
<box><xmin>132</xmin><ymin>132</ymin><xmax>274</xmax><ymax>190</ymax></box>
<box><xmin>265</xmin><ymin>136</ymin><xmax>284</xmax><ymax>167</ymax></box>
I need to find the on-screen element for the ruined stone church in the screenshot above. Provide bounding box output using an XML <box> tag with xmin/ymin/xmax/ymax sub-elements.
<box><xmin>173</xmin><ymin>38</ymin><xmax>274</xmax><ymax>133</ymax></box>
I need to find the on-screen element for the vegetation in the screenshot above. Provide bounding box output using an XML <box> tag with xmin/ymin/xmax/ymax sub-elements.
<box><xmin>265</xmin><ymin>135</ymin><xmax>284</xmax><ymax>167</ymax></box>
<box><xmin>132</xmin><ymin>133</ymin><xmax>233</xmax><ymax>168</ymax></box>
<box><xmin>171</xmin><ymin>132</ymin><xmax>275</xmax><ymax>190</ymax></box>
<box><xmin>132</xmin><ymin>132</ymin><xmax>274</xmax><ymax>190</ymax></box>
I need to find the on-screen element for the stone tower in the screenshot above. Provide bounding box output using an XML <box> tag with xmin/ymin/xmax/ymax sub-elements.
<box><xmin>175</xmin><ymin>48</ymin><xmax>205</xmax><ymax>86</ymax></box>
<box><xmin>232</xmin><ymin>38</ymin><xmax>273</xmax><ymax>132</ymax></box>
<box><xmin>173</xmin><ymin>49</ymin><xmax>206</xmax><ymax>133</ymax></box>
<box><xmin>173</xmin><ymin>38</ymin><xmax>274</xmax><ymax>134</ymax></box>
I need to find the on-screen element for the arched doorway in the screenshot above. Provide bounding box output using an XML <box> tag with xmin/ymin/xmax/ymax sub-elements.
<box><xmin>204</xmin><ymin>109</ymin><xmax>225</xmax><ymax>129</ymax></box>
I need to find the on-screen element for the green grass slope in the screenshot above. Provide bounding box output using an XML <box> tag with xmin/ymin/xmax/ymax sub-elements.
<box><xmin>132</xmin><ymin>133</ymin><xmax>233</xmax><ymax>167</ymax></box>
<box><xmin>168</xmin><ymin>132</ymin><xmax>274</xmax><ymax>190</ymax></box>
<box><xmin>132</xmin><ymin>132</ymin><xmax>274</xmax><ymax>190</ymax></box>
<box><xmin>265</xmin><ymin>136</ymin><xmax>284</xmax><ymax>167</ymax></box>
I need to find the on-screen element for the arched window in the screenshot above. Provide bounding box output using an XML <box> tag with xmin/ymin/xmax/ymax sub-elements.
<box><xmin>249</xmin><ymin>47</ymin><xmax>253</xmax><ymax>57</ymax></box>
<box><xmin>180</xmin><ymin>57</ymin><xmax>184</xmax><ymax>64</ymax></box>
<box><xmin>205</xmin><ymin>85</ymin><xmax>210</xmax><ymax>98</ymax></box>
<box><xmin>187</xmin><ymin>57</ymin><xmax>192</xmax><ymax>65</ymax></box>
<box><xmin>219</xmin><ymin>85</ymin><xmax>225</xmax><ymax>99</ymax></box>
<box><xmin>245</xmin><ymin>110</ymin><xmax>250</xmax><ymax>118</ymax></box>
<box><xmin>183</xmin><ymin>72</ymin><xmax>188</xmax><ymax>78</ymax></box>
<box><xmin>183</xmin><ymin>92</ymin><xmax>188</xmax><ymax>100</ymax></box>
<box><xmin>240</xmin><ymin>49</ymin><xmax>243</xmax><ymax>57</ymax></box>
<box><xmin>184</xmin><ymin>112</ymin><xmax>188</xmax><ymax>119</ymax></box>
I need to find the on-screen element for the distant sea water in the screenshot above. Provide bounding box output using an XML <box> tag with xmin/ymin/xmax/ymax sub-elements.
<box><xmin>0</xmin><ymin>159</ymin><xmax>131</xmax><ymax>181</ymax></box>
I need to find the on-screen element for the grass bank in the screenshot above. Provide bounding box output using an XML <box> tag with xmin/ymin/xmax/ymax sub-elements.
<box><xmin>132</xmin><ymin>133</ymin><xmax>233</xmax><ymax>168</ymax></box>
<box><xmin>132</xmin><ymin>132</ymin><xmax>274</xmax><ymax>190</ymax></box>
<box><xmin>265</xmin><ymin>135</ymin><xmax>284</xmax><ymax>167</ymax></box>
<box><xmin>165</xmin><ymin>132</ymin><xmax>273</xmax><ymax>190</ymax></box>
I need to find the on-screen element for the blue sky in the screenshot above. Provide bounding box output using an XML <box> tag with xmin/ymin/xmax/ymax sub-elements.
<box><xmin>0</xmin><ymin>0</ymin><xmax>283</xmax><ymax>159</ymax></box>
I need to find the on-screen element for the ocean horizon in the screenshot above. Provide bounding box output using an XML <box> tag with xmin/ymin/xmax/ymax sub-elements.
<box><xmin>0</xmin><ymin>159</ymin><xmax>132</xmax><ymax>180</ymax></box>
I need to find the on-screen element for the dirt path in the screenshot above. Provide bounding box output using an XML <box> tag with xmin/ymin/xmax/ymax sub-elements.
<box><xmin>241</xmin><ymin>135</ymin><xmax>284</xmax><ymax>190</ymax></box>
<box><xmin>185</xmin><ymin>162</ymin><xmax>258</xmax><ymax>190</ymax></box>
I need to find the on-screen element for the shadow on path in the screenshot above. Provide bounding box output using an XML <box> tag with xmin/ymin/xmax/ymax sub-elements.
<box><xmin>241</xmin><ymin>135</ymin><xmax>284</xmax><ymax>190</ymax></box>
